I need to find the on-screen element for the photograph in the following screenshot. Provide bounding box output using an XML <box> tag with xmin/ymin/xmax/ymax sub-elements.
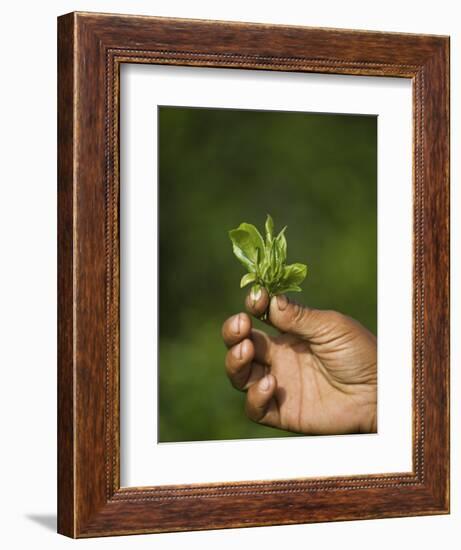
<box><xmin>158</xmin><ymin>105</ymin><xmax>378</xmax><ymax>442</ymax></box>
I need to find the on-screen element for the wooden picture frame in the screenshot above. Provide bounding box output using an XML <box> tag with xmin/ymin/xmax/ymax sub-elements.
<box><xmin>57</xmin><ymin>11</ymin><xmax>450</xmax><ymax>538</ymax></box>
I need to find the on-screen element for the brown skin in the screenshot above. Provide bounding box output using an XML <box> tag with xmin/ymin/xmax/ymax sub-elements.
<box><xmin>222</xmin><ymin>288</ymin><xmax>377</xmax><ymax>435</ymax></box>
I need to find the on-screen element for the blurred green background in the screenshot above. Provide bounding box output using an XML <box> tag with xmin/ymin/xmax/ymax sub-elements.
<box><xmin>158</xmin><ymin>106</ymin><xmax>377</xmax><ymax>442</ymax></box>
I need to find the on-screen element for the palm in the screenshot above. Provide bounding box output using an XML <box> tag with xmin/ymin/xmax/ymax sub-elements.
<box><xmin>261</xmin><ymin>318</ymin><xmax>377</xmax><ymax>434</ymax></box>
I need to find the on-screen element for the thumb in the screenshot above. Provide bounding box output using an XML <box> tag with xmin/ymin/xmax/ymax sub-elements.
<box><xmin>268</xmin><ymin>294</ymin><xmax>329</xmax><ymax>340</ymax></box>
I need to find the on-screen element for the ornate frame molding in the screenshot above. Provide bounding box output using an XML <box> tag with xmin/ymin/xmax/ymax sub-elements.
<box><xmin>58</xmin><ymin>12</ymin><xmax>449</xmax><ymax>537</ymax></box>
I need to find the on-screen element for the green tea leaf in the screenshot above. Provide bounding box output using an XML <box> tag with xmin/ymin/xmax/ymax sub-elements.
<box><xmin>251</xmin><ymin>283</ymin><xmax>262</xmax><ymax>296</ymax></box>
<box><xmin>238</xmin><ymin>223</ymin><xmax>265</xmax><ymax>257</ymax></box>
<box><xmin>260</xmin><ymin>252</ymin><xmax>270</xmax><ymax>279</ymax></box>
<box><xmin>276</xmin><ymin>284</ymin><xmax>303</xmax><ymax>294</ymax></box>
<box><xmin>282</xmin><ymin>263</ymin><xmax>307</xmax><ymax>286</ymax></box>
<box><xmin>275</xmin><ymin>226</ymin><xmax>287</xmax><ymax>264</ymax></box>
<box><xmin>229</xmin><ymin>229</ymin><xmax>255</xmax><ymax>272</ymax></box>
<box><xmin>229</xmin><ymin>223</ymin><xmax>265</xmax><ymax>272</ymax></box>
<box><xmin>265</xmin><ymin>214</ymin><xmax>274</xmax><ymax>244</ymax></box>
<box><xmin>240</xmin><ymin>272</ymin><xmax>257</xmax><ymax>288</ymax></box>
<box><xmin>269</xmin><ymin>242</ymin><xmax>278</xmax><ymax>279</ymax></box>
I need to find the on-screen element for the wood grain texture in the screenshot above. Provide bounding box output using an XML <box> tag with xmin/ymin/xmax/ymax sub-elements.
<box><xmin>57</xmin><ymin>11</ymin><xmax>450</xmax><ymax>538</ymax></box>
<box><xmin>57</xmin><ymin>12</ymin><xmax>75</xmax><ymax>537</ymax></box>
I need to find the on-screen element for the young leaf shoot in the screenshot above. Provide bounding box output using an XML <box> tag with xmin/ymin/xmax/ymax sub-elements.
<box><xmin>229</xmin><ymin>215</ymin><xmax>308</xmax><ymax>304</ymax></box>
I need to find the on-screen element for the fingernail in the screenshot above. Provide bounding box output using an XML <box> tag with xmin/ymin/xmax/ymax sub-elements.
<box><xmin>259</xmin><ymin>376</ymin><xmax>271</xmax><ymax>391</ymax></box>
<box><xmin>276</xmin><ymin>294</ymin><xmax>288</xmax><ymax>311</ymax></box>
<box><xmin>232</xmin><ymin>342</ymin><xmax>242</xmax><ymax>359</ymax></box>
<box><xmin>231</xmin><ymin>314</ymin><xmax>241</xmax><ymax>334</ymax></box>
<box><xmin>250</xmin><ymin>287</ymin><xmax>262</xmax><ymax>304</ymax></box>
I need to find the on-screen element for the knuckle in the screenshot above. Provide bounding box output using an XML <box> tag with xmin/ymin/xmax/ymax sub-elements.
<box><xmin>244</xmin><ymin>400</ymin><xmax>256</xmax><ymax>421</ymax></box>
<box><xmin>231</xmin><ymin>375</ymin><xmax>245</xmax><ymax>391</ymax></box>
<box><xmin>226</xmin><ymin>366</ymin><xmax>244</xmax><ymax>390</ymax></box>
<box><xmin>244</xmin><ymin>387</ymin><xmax>261</xmax><ymax>421</ymax></box>
<box><xmin>224</xmin><ymin>351</ymin><xmax>236</xmax><ymax>372</ymax></box>
<box><xmin>225</xmin><ymin>355</ymin><xmax>250</xmax><ymax>391</ymax></box>
<box><xmin>291</xmin><ymin>302</ymin><xmax>308</xmax><ymax>326</ymax></box>
<box><xmin>327</xmin><ymin>310</ymin><xmax>348</xmax><ymax>326</ymax></box>
<box><xmin>225</xmin><ymin>357</ymin><xmax>241</xmax><ymax>379</ymax></box>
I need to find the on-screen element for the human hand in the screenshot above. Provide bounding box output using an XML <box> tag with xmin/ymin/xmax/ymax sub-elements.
<box><xmin>222</xmin><ymin>289</ymin><xmax>377</xmax><ymax>435</ymax></box>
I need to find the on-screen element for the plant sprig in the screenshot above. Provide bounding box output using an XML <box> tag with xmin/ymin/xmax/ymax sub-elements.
<box><xmin>229</xmin><ymin>215</ymin><xmax>308</xmax><ymax>303</ymax></box>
